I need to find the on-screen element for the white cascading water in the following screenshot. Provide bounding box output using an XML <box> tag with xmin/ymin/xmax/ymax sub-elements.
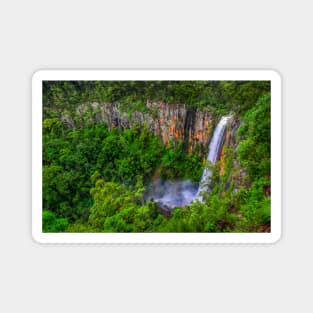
<box><xmin>144</xmin><ymin>179</ymin><xmax>198</xmax><ymax>210</ymax></box>
<box><xmin>195</xmin><ymin>115</ymin><xmax>231</xmax><ymax>201</ymax></box>
<box><xmin>145</xmin><ymin>115</ymin><xmax>231</xmax><ymax>210</ymax></box>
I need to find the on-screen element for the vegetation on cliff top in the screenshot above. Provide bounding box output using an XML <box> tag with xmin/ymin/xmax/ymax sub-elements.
<box><xmin>43</xmin><ymin>80</ymin><xmax>269</xmax><ymax>113</ymax></box>
<box><xmin>42</xmin><ymin>80</ymin><xmax>271</xmax><ymax>233</ymax></box>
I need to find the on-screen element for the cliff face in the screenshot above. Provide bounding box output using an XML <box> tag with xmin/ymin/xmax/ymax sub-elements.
<box><xmin>218</xmin><ymin>117</ymin><xmax>249</xmax><ymax>189</ymax></box>
<box><xmin>219</xmin><ymin>117</ymin><xmax>237</xmax><ymax>175</ymax></box>
<box><xmin>75</xmin><ymin>101</ymin><xmax>216</xmax><ymax>153</ymax></box>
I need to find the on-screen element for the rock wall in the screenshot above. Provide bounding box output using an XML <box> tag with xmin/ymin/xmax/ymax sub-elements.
<box><xmin>74</xmin><ymin>101</ymin><xmax>216</xmax><ymax>153</ymax></box>
<box><xmin>217</xmin><ymin>116</ymin><xmax>249</xmax><ymax>189</ymax></box>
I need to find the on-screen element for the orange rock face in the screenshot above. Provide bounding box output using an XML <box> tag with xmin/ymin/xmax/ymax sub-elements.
<box><xmin>219</xmin><ymin>128</ymin><xmax>232</xmax><ymax>175</ymax></box>
<box><xmin>79</xmin><ymin>101</ymin><xmax>216</xmax><ymax>154</ymax></box>
<box><xmin>142</xmin><ymin>101</ymin><xmax>215</xmax><ymax>153</ymax></box>
<box><xmin>219</xmin><ymin>148</ymin><xmax>226</xmax><ymax>175</ymax></box>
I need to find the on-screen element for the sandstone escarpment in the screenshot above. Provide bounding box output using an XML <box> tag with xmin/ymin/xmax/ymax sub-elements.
<box><xmin>73</xmin><ymin>101</ymin><xmax>216</xmax><ymax>153</ymax></box>
<box><xmin>217</xmin><ymin>116</ymin><xmax>249</xmax><ymax>188</ymax></box>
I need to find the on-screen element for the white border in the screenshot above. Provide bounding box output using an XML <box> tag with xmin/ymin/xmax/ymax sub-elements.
<box><xmin>32</xmin><ymin>70</ymin><xmax>281</xmax><ymax>243</ymax></box>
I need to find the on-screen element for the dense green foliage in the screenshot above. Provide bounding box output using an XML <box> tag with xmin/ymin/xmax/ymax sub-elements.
<box><xmin>43</xmin><ymin>122</ymin><xmax>203</xmax><ymax>223</ymax></box>
<box><xmin>42</xmin><ymin>80</ymin><xmax>271</xmax><ymax>233</ymax></box>
<box><xmin>43</xmin><ymin>80</ymin><xmax>270</xmax><ymax>114</ymax></box>
<box><xmin>237</xmin><ymin>93</ymin><xmax>271</xmax><ymax>180</ymax></box>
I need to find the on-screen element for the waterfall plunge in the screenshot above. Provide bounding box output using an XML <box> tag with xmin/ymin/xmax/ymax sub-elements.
<box><xmin>145</xmin><ymin>115</ymin><xmax>231</xmax><ymax>211</ymax></box>
<box><xmin>195</xmin><ymin>115</ymin><xmax>231</xmax><ymax>202</ymax></box>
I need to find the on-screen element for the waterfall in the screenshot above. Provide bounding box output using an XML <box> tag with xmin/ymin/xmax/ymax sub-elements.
<box><xmin>145</xmin><ymin>115</ymin><xmax>231</xmax><ymax>210</ymax></box>
<box><xmin>195</xmin><ymin>115</ymin><xmax>231</xmax><ymax>202</ymax></box>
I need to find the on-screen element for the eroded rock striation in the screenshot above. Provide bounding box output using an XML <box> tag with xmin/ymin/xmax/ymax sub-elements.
<box><xmin>73</xmin><ymin>101</ymin><xmax>217</xmax><ymax>153</ymax></box>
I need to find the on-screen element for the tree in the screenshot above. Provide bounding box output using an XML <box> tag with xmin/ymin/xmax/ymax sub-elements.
<box><xmin>42</xmin><ymin>211</ymin><xmax>68</xmax><ymax>232</ymax></box>
<box><xmin>237</xmin><ymin>93</ymin><xmax>270</xmax><ymax>180</ymax></box>
<box><xmin>88</xmin><ymin>179</ymin><xmax>134</xmax><ymax>230</ymax></box>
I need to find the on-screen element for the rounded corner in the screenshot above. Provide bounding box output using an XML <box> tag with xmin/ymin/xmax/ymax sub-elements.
<box><xmin>31</xmin><ymin>230</ymin><xmax>45</xmax><ymax>244</ymax></box>
<box><xmin>32</xmin><ymin>70</ymin><xmax>45</xmax><ymax>84</ymax></box>
<box><xmin>269</xmin><ymin>69</ymin><xmax>282</xmax><ymax>83</ymax></box>
<box><xmin>269</xmin><ymin>230</ymin><xmax>282</xmax><ymax>244</ymax></box>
